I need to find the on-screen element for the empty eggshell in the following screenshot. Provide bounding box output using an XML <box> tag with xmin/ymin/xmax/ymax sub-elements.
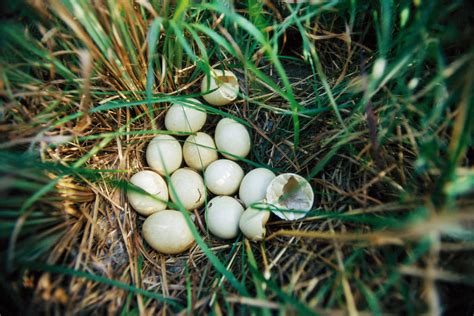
<box><xmin>239</xmin><ymin>204</ymin><xmax>270</xmax><ymax>241</ymax></box>
<box><xmin>214</xmin><ymin>118</ymin><xmax>251</xmax><ymax>160</ymax></box>
<box><xmin>146</xmin><ymin>134</ymin><xmax>182</xmax><ymax>175</ymax></box>
<box><xmin>266</xmin><ymin>173</ymin><xmax>314</xmax><ymax>220</ymax></box>
<box><xmin>142</xmin><ymin>210</ymin><xmax>195</xmax><ymax>254</ymax></box>
<box><xmin>206</xmin><ymin>196</ymin><xmax>244</xmax><ymax>239</ymax></box>
<box><xmin>169</xmin><ymin>168</ymin><xmax>206</xmax><ymax>210</ymax></box>
<box><xmin>204</xmin><ymin>159</ymin><xmax>244</xmax><ymax>195</ymax></box>
<box><xmin>201</xmin><ymin>68</ymin><xmax>239</xmax><ymax>106</ymax></box>
<box><xmin>183</xmin><ymin>132</ymin><xmax>218</xmax><ymax>171</ymax></box>
<box><xmin>165</xmin><ymin>98</ymin><xmax>207</xmax><ymax>133</ymax></box>
<box><xmin>127</xmin><ymin>170</ymin><xmax>169</xmax><ymax>216</ymax></box>
<box><xmin>239</xmin><ymin>168</ymin><xmax>276</xmax><ymax>207</ymax></box>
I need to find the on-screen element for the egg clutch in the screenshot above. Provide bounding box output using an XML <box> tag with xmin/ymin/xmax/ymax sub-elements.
<box><xmin>127</xmin><ymin>68</ymin><xmax>314</xmax><ymax>255</ymax></box>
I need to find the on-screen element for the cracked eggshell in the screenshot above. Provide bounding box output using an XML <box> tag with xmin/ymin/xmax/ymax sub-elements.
<box><xmin>201</xmin><ymin>68</ymin><xmax>239</xmax><ymax>106</ymax></box>
<box><xmin>127</xmin><ymin>170</ymin><xmax>169</xmax><ymax>216</ymax></box>
<box><xmin>165</xmin><ymin>98</ymin><xmax>207</xmax><ymax>133</ymax></box>
<box><xmin>215</xmin><ymin>118</ymin><xmax>251</xmax><ymax>160</ymax></box>
<box><xmin>205</xmin><ymin>196</ymin><xmax>244</xmax><ymax>239</ymax></box>
<box><xmin>239</xmin><ymin>168</ymin><xmax>276</xmax><ymax>207</ymax></box>
<box><xmin>183</xmin><ymin>132</ymin><xmax>218</xmax><ymax>171</ymax></box>
<box><xmin>146</xmin><ymin>135</ymin><xmax>182</xmax><ymax>175</ymax></box>
<box><xmin>266</xmin><ymin>173</ymin><xmax>314</xmax><ymax>220</ymax></box>
<box><xmin>204</xmin><ymin>159</ymin><xmax>244</xmax><ymax>195</ymax></box>
<box><xmin>239</xmin><ymin>204</ymin><xmax>270</xmax><ymax>241</ymax></box>
<box><xmin>142</xmin><ymin>210</ymin><xmax>195</xmax><ymax>254</ymax></box>
<box><xmin>169</xmin><ymin>168</ymin><xmax>206</xmax><ymax>210</ymax></box>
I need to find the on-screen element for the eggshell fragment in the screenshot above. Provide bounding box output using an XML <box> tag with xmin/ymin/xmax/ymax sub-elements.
<box><xmin>169</xmin><ymin>168</ymin><xmax>206</xmax><ymax>210</ymax></box>
<box><xmin>127</xmin><ymin>170</ymin><xmax>169</xmax><ymax>216</ymax></box>
<box><xmin>183</xmin><ymin>132</ymin><xmax>218</xmax><ymax>171</ymax></box>
<box><xmin>204</xmin><ymin>159</ymin><xmax>244</xmax><ymax>195</ymax></box>
<box><xmin>239</xmin><ymin>168</ymin><xmax>276</xmax><ymax>207</ymax></box>
<box><xmin>214</xmin><ymin>118</ymin><xmax>251</xmax><ymax>160</ymax></box>
<box><xmin>239</xmin><ymin>204</ymin><xmax>270</xmax><ymax>241</ymax></box>
<box><xmin>266</xmin><ymin>173</ymin><xmax>314</xmax><ymax>220</ymax></box>
<box><xmin>201</xmin><ymin>68</ymin><xmax>239</xmax><ymax>106</ymax></box>
<box><xmin>146</xmin><ymin>135</ymin><xmax>182</xmax><ymax>175</ymax></box>
<box><xmin>142</xmin><ymin>210</ymin><xmax>195</xmax><ymax>254</ymax></box>
<box><xmin>165</xmin><ymin>98</ymin><xmax>207</xmax><ymax>133</ymax></box>
<box><xmin>206</xmin><ymin>196</ymin><xmax>244</xmax><ymax>239</ymax></box>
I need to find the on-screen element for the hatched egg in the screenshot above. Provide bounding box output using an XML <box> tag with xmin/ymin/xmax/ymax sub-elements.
<box><xmin>127</xmin><ymin>170</ymin><xmax>168</xmax><ymax>216</ymax></box>
<box><xmin>266</xmin><ymin>173</ymin><xmax>314</xmax><ymax>220</ymax></box>
<box><xmin>169</xmin><ymin>168</ymin><xmax>206</xmax><ymax>210</ymax></box>
<box><xmin>205</xmin><ymin>196</ymin><xmax>244</xmax><ymax>239</ymax></box>
<box><xmin>239</xmin><ymin>203</ymin><xmax>271</xmax><ymax>241</ymax></box>
<box><xmin>183</xmin><ymin>132</ymin><xmax>218</xmax><ymax>171</ymax></box>
<box><xmin>146</xmin><ymin>134</ymin><xmax>182</xmax><ymax>175</ymax></box>
<box><xmin>239</xmin><ymin>168</ymin><xmax>276</xmax><ymax>207</ymax></box>
<box><xmin>142</xmin><ymin>210</ymin><xmax>195</xmax><ymax>254</ymax></box>
<box><xmin>214</xmin><ymin>118</ymin><xmax>251</xmax><ymax>160</ymax></box>
<box><xmin>204</xmin><ymin>159</ymin><xmax>244</xmax><ymax>195</ymax></box>
<box><xmin>201</xmin><ymin>68</ymin><xmax>239</xmax><ymax>106</ymax></box>
<box><xmin>165</xmin><ymin>98</ymin><xmax>207</xmax><ymax>133</ymax></box>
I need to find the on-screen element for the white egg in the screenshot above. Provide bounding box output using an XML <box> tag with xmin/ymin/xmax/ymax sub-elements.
<box><xmin>164</xmin><ymin>98</ymin><xmax>207</xmax><ymax>133</ymax></box>
<box><xmin>266</xmin><ymin>173</ymin><xmax>314</xmax><ymax>220</ymax></box>
<box><xmin>169</xmin><ymin>168</ymin><xmax>206</xmax><ymax>210</ymax></box>
<box><xmin>204</xmin><ymin>159</ymin><xmax>244</xmax><ymax>195</ymax></box>
<box><xmin>146</xmin><ymin>134</ymin><xmax>182</xmax><ymax>175</ymax></box>
<box><xmin>127</xmin><ymin>170</ymin><xmax>169</xmax><ymax>216</ymax></box>
<box><xmin>183</xmin><ymin>132</ymin><xmax>218</xmax><ymax>171</ymax></box>
<box><xmin>205</xmin><ymin>196</ymin><xmax>244</xmax><ymax>239</ymax></box>
<box><xmin>142</xmin><ymin>210</ymin><xmax>195</xmax><ymax>254</ymax></box>
<box><xmin>214</xmin><ymin>118</ymin><xmax>251</xmax><ymax>160</ymax></box>
<box><xmin>201</xmin><ymin>68</ymin><xmax>239</xmax><ymax>106</ymax></box>
<box><xmin>239</xmin><ymin>204</ymin><xmax>270</xmax><ymax>241</ymax></box>
<box><xmin>239</xmin><ymin>168</ymin><xmax>276</xmax><ymax>207</ymax></box>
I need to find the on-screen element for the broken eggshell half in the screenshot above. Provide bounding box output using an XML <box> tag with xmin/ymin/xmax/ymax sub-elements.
<box><xmin>201</xmin><ymin>68</ymin><xmax>239</xmax><ymax>106</ymax></box>
<box><xmin>266</xmin><ymin>173</ymin><xmax>314</xmax><ymax>220</ymax></box>
<box><xmin>239</xmin><ymin>203</ymin><xmax>271</xmax><ymax>241</ymax></box>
